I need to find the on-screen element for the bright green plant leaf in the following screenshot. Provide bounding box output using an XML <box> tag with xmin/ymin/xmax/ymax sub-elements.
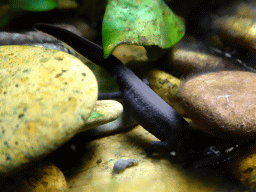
<box><xmin>10</xmin><ymin>0</ymin><xmax>58</xmax><ymax>11</ymax></box>
<box><xmin>102</xmin><ymin>0</ymin><xmax>185</xmax><ymax>59</ymax></box>
<box><xmin>89</xmin><ymin>111</ymin><xmax>104</xmax><ymax>119</ymax></box>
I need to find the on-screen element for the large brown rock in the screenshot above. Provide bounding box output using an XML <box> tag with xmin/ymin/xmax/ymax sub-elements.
<box><xmin>179</xmin><ymin>70</ymin><xmax>256</xmax><ymax>140</ymax></box>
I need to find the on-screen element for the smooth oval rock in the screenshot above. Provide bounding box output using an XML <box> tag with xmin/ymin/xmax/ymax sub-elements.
<box><xmin>179</xmin><ymin>71</ymin><xmax>256</xmax><ymax>140</ymax></box>
<box><xmin>212</xmin><ymin>1</ymin><xmax>256</xmax><ymax>55</ymax></box>
<box><xmin>81</xmin><ymin>99</ymin><xmax>135</xmax><ymax>137</ymax></box>
<box><xmin>84</xmin><ymin>100</ymin><xmax>124</xmax><ymax>130</ymax></box>
<box><xmin>1</xmin><ymin>161</ymin><xmax>67</xmax><ymax>191</ymax></box>
<box><xmin>25</xmin><ymin>161</ymin><xmax>67</xmax><ymax>192</ymax></box>
<box><xmin>0</xmin><ymin>45</ymin><xmax>98</xmax><ymax>176</ymax></box>
<box><xmin>168</xmin><ymin>39</ymin><xmax>245</xmax><ymax>76</ymax></box>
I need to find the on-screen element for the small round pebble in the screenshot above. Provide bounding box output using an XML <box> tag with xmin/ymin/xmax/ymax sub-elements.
<box><xmin>22</xmin><ymin>161</ymin><xmax>67</xmax><ymax>191</ymax></box>
<box><xmin>113</xmin><ymin>159</ymin><xmax>138</xmax><ymax>174</ymax></box>
<box><xmin>82</xmin><ymin>99</ymin><xmax>135</xmax><ymax>136</ymax></box>
<box><xmin>0</xmin><ymin>45</ymin><xmax>98</xmax><ymax>175</ymax></box>
<box><xmin>83</xmin><ymin>99</ymin><xmax>124</xmax><ymax>131</ymax></box>
<box><xmin>179</xmin><ymin>71</ymin><xmax>256</xmax><ymax>140</ymax></box>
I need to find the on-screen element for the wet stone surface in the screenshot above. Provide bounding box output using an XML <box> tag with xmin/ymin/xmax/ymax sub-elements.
<box><xmin>1</xmin><ymin>161</ymin><xmax>68</xmax><ymax>192</ymax></box>
<box><xmin>143</xmin><ymin>69</ymin><xmax>186</xmax><ymax>116</ymax></box>
<box><xmin>0</xmin><ymin>45</ymin><xmax>98</xmax><ymax>176</ymax></box>
<box><xmin>179</xmin><ymin>70</ymin><xmax>256</xmax><ymax>140</ymax></box>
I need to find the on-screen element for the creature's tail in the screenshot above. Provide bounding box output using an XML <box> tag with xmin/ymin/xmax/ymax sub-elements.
<box><xmin>33</xmin><ymin>23</ymin><xmax>122</xmax><ymax>75</ymax></box>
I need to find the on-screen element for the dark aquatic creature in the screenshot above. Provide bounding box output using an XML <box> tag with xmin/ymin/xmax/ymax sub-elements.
<box><xmin>33</xmin><ymin>23</ymin><xmax>249</xmax><ymax>168</ymax></box>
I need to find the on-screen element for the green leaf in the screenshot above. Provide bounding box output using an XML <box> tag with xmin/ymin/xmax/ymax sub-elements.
<box><xmin>89</xmin><ymin>111</ymin><xmax>104</xmax><ymax>119</ymax></box>
<box><xmin>102</xmin><ymin>0</ymin><xmax>185</xmax><ymax>59</ymax></box>
<box><xmin>10</xmin><ymin>0</ymin><xmax>58</xmax><ymax>11</ymax></box>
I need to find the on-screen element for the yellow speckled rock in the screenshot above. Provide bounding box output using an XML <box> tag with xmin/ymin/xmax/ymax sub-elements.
<box><xmin>143</xmin><ymin>69</ymin><xmax>186</xmax><ymax>116</ymax></box>
<box><xmin>112</xmin><ymin>44</ymin><xmax>148</xmax><ymax>64</ymax></box>
<box><xmin>24</xmin><ymin>161</ymin><xmax>67</xmax><ymax>192</ymax></box>
<box><xmin>1</xmin><ymin>161</ymin><xmax>67</xmax><ymax>191</ymax></box>
<box><xmin>229</xmin><ymin>143</ymin><xmax>256</xmax><ymax>190</ymax></box>
<box><xmin>0</xmin><ymin>45</ymin><xmax>98</xmax><ymax>176</ymax></box>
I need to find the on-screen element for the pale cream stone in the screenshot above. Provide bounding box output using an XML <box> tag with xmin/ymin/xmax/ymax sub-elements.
<box><xmin>85</xmin><ymin>100</ymin><xmax>123</xmax><ymax>130</ymax></box>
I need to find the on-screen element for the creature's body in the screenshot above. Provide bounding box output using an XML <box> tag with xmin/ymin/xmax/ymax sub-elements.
<box><xmin>34</xmin><ymin>23</ymin><xmax>246</xmax><ymax>167</ymax></box>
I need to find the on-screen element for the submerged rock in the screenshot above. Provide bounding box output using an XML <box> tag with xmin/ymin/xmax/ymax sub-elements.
<box><xmin>228</xmin><ymin>143</ymin><xmax>256</xmax><ymax>190</ymax></box>
<box><xmin>0</xmin><ymin>45</ymin><xmax>98</xmax><ymax>175</ymax></box>
<box><xmin>84</xmin><ymin>100</ymin><xmax>124</xmax><ymax>131</ymax></box>
<box><xmin>179</xmin><ymin>70</ymin><xmax>256</xmax><ymax>140</ymax></box>
<box><xmin>143</xmin><ymin>69</ymin><xmax>186</xmax><ymax>116</ymax></box>
<box><xmin>81</xmin><ymin>99</ymin><xmax>135</xmax><ymax>137</ymax></box>
<box><xmin>211</xmin><ymin>1</ymin><xmax>256</xmax><ymax>55</ymax></box>
<box><xmin>0</xmin><ymin>161</ymin><xmax>68</xmax><ymax>191</ymax></box>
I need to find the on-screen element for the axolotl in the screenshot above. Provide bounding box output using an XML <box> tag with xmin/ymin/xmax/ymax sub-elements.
<box><xmin>33</xmin><ymin>23</ymin><xmax>249</xmax><ymax>168</ymax></box>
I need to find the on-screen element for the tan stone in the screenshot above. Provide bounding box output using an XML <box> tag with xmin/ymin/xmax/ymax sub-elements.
<box><xmin>229</xmin><ymin>142</ymin><xmax>256</xmax><ymax>190</ymax></box>
<box><xmin>112</xmin><ymin>44</ymin><xmax>148</xmax><ymax>64</ymax></box>
<box><xmin>143</xmin><ymin>69</ymin><xmax>186</xmax><ymax>116</ymax></box>
<box><xmin>85</xmin><ymin>100</ymin><xmax>124</xmax><ymax>130</ymax></box>
<box><xmin>169</xmin><ymin>42</ymin><xmax>231</xmax><ymax>75</ymax></box>
<box><xmin>179</xmin><ymin>71</ymin><xmax>256</xmax><ymax>140</ymax></box>
<box><xmin>1</xmin><ymin>161</ymin><xmax>67</xmax><ymax>192</ymax></box>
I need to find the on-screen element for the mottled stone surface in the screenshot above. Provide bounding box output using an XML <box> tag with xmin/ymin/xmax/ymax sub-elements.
<box><xmin>1</xmin><ymin>161</ymin><xmax>67</xmax><ymax>191</ymax></box>
<box><xmin>179</xmin><ymin>71</ymin><xmax>256</xmax><ymax>140</ymax></box>
<box><xmin>229</xmin><ymin>143</ymin><xmax>256</xmax><ymax>190</ymax></box>
<box><xmin>112</xmin><ymin>44</ymin><xmax>148</xmax><ymax>64</ymax></box>
<box><xmin>143</xmin><ymin>69</ymin><xmax>186</xmax><ymax>116</ymax></box>
<box><xmin>0</xmin><ymin>45</ymin><xmax>98</xmax><ymax>175</ymax></box>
